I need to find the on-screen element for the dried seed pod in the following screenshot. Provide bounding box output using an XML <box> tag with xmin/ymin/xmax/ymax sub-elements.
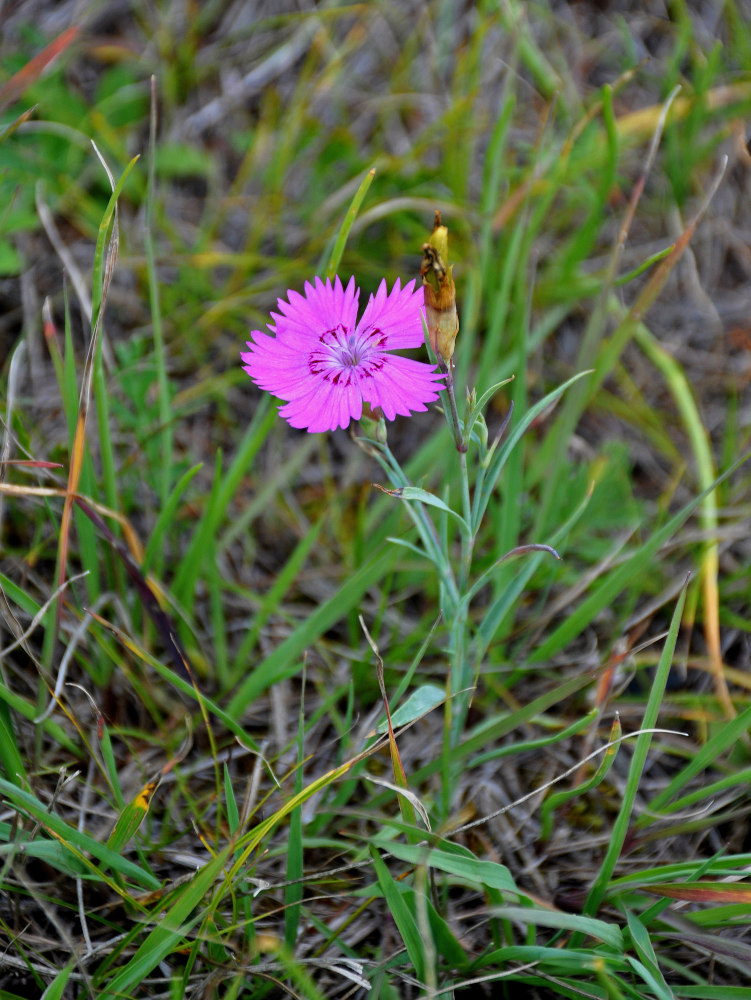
<box><xmin>421</xmin><ymin>210</ymin><xmax>459</xmax><ymax>364</ymax></box>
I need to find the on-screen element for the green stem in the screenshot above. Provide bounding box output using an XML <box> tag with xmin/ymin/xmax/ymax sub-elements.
<box><xmin>442</xmin><ymin>362</ymin><xmax>467</xmax><ymax>454</ymax></box>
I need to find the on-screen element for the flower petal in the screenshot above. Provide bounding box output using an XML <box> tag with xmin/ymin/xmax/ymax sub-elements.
<box><xmin>241</xmin><ymin>333</ymin><xmax>312</xmax><ymax>401</ymax></box>
<box><xmin>273</xmin><ymin>275</ymin><xmax>359</xmax><ymax>341</ymax></box>
<box><xmin>356</xmin><ymin>278</ymin><xmax>425</xmax><ymax>349</ymax></box>
<box><xmin>279</xmin><ymin>378</ymin><xmax>363</xmax><ymax>432</ymax></box>
<box><xmin>360</xmin><ymin>354</ymin><xmax>444</xmax><ymax>420</ymax></box>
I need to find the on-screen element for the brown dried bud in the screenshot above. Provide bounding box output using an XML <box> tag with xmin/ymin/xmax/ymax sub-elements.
<box><xmin>420</xmin><ymin>210</ymin><xmax>459</xmax><ymax>364</ymax></box>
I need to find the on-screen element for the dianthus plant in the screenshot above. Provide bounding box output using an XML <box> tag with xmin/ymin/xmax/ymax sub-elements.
<box><xmin>243</xmin><ymin>257</ymin><xmax>583</xmax><ymax>815</ymax></box>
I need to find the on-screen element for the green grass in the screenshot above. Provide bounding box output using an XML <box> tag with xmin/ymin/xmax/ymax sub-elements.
<box><xmin>2</xmin><ymin>1</ymin><xmax>751</xmax><ymax>997</ymax></box>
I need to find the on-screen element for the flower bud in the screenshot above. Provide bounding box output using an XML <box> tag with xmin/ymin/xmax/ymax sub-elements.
<box><xmin>421</xmin><ymin>211</ymin><xmax>459</xmax><ymax>364</ymax></box>
<box><xmin>358</xmin><ymin>403</ymin><xmax>388</xmax><ymax>444</ymax></box>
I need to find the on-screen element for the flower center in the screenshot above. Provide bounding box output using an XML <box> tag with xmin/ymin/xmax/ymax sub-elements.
<box><xmin>339</xmin><ymin>332</ymin><xmax>361</xmax><ymax>367</ymax></box>
<box><xmin>308</xmin><ymin>325</ymin><xmax>386</xmax><ymax>384</ymax></box>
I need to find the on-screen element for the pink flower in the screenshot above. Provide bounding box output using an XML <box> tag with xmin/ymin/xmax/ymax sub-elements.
<box><xmin>241</xmin><ymin>276</ymin><xmax>444</xmax><ymax>433</ymax></box>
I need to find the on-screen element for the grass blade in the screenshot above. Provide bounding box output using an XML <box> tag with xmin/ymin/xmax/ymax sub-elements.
<box><xmin>323</xmin><ymin>168</ymin><xmax>376</xmax><ymax>279</ymax></box>
<box><xmin>284</xmin><ymin>671</ymin><xmax>305</xmax><ymax>951</ymax></box>
<box><xmin>584</xmin><ymin>578</ymin><xmax>688</xmax><ymax>917</ymax></box>
<box><xmin>370</xmin><ymin>847</ymin><xmax>425</xmax><ymax>982</ymax></box>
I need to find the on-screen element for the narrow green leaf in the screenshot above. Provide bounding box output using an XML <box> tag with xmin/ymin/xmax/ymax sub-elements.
<box><xmin>285</xmin><ymin>673</ymin><xmax>305</xmax><ymax>950</ymax></box>
<box><xmin>626</xmin><ymin>910</ymin><xmax>675</xmax><ymax>1000</ymax></box>
<box><xmin>370</xmin><ymin>847</ymin><xmax>425</xmax><ymax>981</ymax></box>
<box><xmin>224</xmin><ymin>763</ymin><xmax>239</xmax><ymax>836</ymax></box>
<box><xmin>171</xmin><ymin>449</ymin><xmax>224</xmax><ymax>611</ymax></box>
<box><xmin>142</xmin><ymin>462</ymin><xmax>203</xmax><ymax>573</ymax></box>
<box><xmin>584</xmin><ymin>580</ymin><xmax>688</xmax><ymax>917</ymax></box>
<box><xmin>626</xmin><ymin>956</ymin><xmax>676</xmax><ymax>1000</ymax></box>
<box><xmin>107</xmin><ymin>778</ymin><xmax>158</xmax><ymax>853</ymax></box>
<box><xmin>90</xmin><ymin>154</ymin><xmax>139</xmax><ymax>330</ymax></box>
<box><xmin>40</xmin><ymin>962</ymin><xmax>75</xmax><ymax>1000</ymax></box>
<box><xmin>323</xmin><ymin>168</ymin><xmax>376</xmax><ymax>278</ymax></box>
<box><xmin>0</xmin><ymin>698</ymin><xmax>26</xmax><ymax>785</ymax></box>
<box><xmin>0</xmin><ymin>105</ymin><xmax>35</xmax><ymax>144</ymax></box>
<box><xmin>402</xmin><ymin>886</ymin><xmax>469</xmax><ymax>971</ymax></box>
<box><xmin>0</xmin><ymin>836</ymin><xmax>87</xmax><ymax>876</ymax></box>
<box><xmin>0</xmin><ymin>574</ymin><xmax>40</xmax><ymax>616</ymax></box>
<box><xmin>491</xmin><ymin>905</ymin><xmax>624</xmax><ymax>950</ymax></box>
<box><xmin>676</xmin><ymin>989</ymin><xmax>751</xmax><ymax>999</ymax></box>
<box><xmin>376</xmin><ymin>684</ymin><xmax>445</xmax><ymax>734</ymax></box>
<box><xmin>471</xmin><ymin>943</ymin><xmax>628</xmax><ymax>974</ymax></box>
<box><xmin>472</xmin><ymin>370</ymin><xmax>591</xmax><ymax>533</ymax></box>
<box><xmin>385</xmin><ymin>535</ymin><xmax>433</xmax><ymax>563</ymax></box>
<box><xmin>383</xmin><ymin>485</ymin><xmax>471</xmax><ymax>538</ymax></box>
<box><xmin>380</xmin><ymin>840</ymin><xmax>517</xmax><ymax>893</ymax></box>
<box><xmin>540</xmin><ymin>715</ymin><xmax>621</xmax><ymax>841</ymax></box>
<box><xmin>464</xmin><ymin>375</ymin><xmax>515</xmax><ymax>441</ymax></box>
